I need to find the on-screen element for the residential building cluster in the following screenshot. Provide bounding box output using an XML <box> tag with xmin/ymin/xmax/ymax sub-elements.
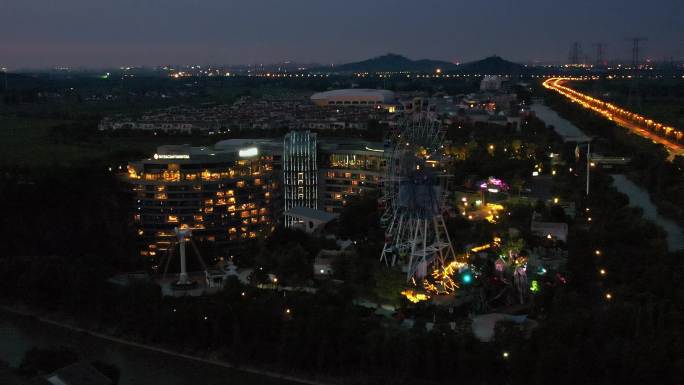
<box><xmin>99</xmin><ymin>94</ymin><xmax>395</xmax><ymax>133</ymax></box>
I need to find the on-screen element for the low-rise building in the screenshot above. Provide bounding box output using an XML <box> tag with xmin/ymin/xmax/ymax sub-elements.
<box><xmin>285</xmin><ymin>206</ymin><xmax>338</xmax><ymax>234</ymax></box>
<box><xmin>310</xmin><ymin>89</ymin><xmax>396</xmax><ymax>107</ymax></box>
<box><xmin>318</xmin><ymin>139</ymin><xmax>387</xmax><ymax>213</ymax></box>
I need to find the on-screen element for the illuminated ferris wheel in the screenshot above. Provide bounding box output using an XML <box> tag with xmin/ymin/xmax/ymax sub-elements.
<box><xmin>380</xmin><ymin>113</ymin><xmax>456</xmax><ymax>280</ymax></box>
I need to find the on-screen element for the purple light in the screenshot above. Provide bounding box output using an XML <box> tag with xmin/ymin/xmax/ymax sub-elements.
<box><xmin>489</xmin><ymin>177</ymin><xmax>504</xmax><ymax>186</ymax></box>
<box><xmin>479</xmin><ymin>177</ymin><xmax>509</xmax><ymax>191</ymax></box>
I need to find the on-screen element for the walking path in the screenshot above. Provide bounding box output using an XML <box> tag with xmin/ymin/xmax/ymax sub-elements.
<box><xmin>0</xmin><ymin>304</ymin><xmax>330</xmax><ymax>385</ymax></box>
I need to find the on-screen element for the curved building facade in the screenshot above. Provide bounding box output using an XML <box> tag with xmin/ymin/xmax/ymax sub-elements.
<box><xmin>127</xmin><ymin>142</ymin><xmax>280</xmax><ymax>260</ymax></box>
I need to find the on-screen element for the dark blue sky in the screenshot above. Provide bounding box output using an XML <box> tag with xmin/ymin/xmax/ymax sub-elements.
<box><xmin>1</xmin><ymin>0</ymin><xmax>682</xmax><ymax>68</ymax></box>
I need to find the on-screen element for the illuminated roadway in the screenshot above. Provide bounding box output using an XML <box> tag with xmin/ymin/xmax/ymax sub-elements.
<box><xmin>543</xmin><ymin>77</ymin><xmax>684</xmax><ymax>158</ymax></box>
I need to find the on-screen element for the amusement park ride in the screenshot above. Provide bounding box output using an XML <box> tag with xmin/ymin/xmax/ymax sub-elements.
<box><xmin>172</xmin><ymin>228</ymin><xmax>197</xmax><ymax>287</ymax></box>
<box><xmin>379</xmin><ymin>114</ymin><xmax>536</xmax><ymax>305</ymax></box>
<box><xmin>380</xmin><ymin>113</ymin><xmax>459</xmax><ymax>281</ymax></box>
<box><xmin>162</xmin><ymin>227</ymin><xmax>236</xmax><ymax>294</ymax></box>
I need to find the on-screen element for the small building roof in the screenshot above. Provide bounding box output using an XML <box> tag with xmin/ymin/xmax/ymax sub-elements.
<box><xmin>285</xmin><ymin>206</ymin><xmax>338</xmax><ymax>223</ymax></box>
<box><xmin>46</xmin><ymin>362</ymin><xmax>112</xmax><ymax>385</ymax></box>
<box><xmin>311</xmin><ymin>89</ymin><xmax>395</xmax><ymax>103</ymax></box>
<box><xmin>531</xmin><ymin>220</ymin><xmax>568</xmax><ymax>242</ymax></box>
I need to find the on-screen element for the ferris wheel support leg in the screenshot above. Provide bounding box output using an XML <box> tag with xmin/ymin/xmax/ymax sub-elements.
<box><xmin>407</xmin><ymin>219</ymin><xmax>421</xmax><ymax>280</ymax></box>
<box><xmin>443</xmin><ymin>215</ymin><xmax>457</xmax><ymax>259</ymax></box>
<box><xmin>392</xmin><ymin>213</ymin><xmax>405</xmax><ymax>266</ymax></box>
<box><xmin>432</xmin><ymin>216</ymin><xmax>444</xmax><ymax>267</ymax></box>
<box><xmin>422</xmin><ymin>219</ymin><xmax>428</xmax><ymax>271</ymax></box>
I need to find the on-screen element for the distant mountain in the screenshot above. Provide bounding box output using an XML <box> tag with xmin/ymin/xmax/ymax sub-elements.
<box><xmin>315</xmin><ymin>54</ymin><xmax>524</xmax><ymax>74</ymax></box>
<box><xmin>455</xmin><ymin>56</ymin><xmax>524</xmax><ymax>74</ymax></box>
<box><xmin>319</xmin><ymin>53</ymin><xmax>457</xmax><ymax>73</ymax></box>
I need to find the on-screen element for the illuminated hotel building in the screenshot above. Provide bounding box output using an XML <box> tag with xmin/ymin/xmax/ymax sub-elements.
<box><xmin>127</xmin><ymin>140</ymin><xmax>280</xmax><ymax>259</ymax></box>
<box><xmin>283</xmin><ymin>131</ymin><xmax>318</xmax><ymax>226</ymax></box>
<box><xmin>318</xmin><ymin>140</ymin><xmax>387</xmax><ymax>213</ymax></box>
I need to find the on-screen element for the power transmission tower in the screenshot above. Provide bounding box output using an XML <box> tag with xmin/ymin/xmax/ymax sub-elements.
<box><xmin>628</xmin><ymin>37</ymin><xmax>647</xmax><ymax>68</ymax></box>
<box><xmin>569</xmin><ymin>42</ymin><xmax>583</xmax><ymax>65</ymax></box>
<box><xmin>594</xmin><ymin>43</ymin><xmax>605</xmax><ymax>67</ymax></box>
<box><xmin>627</xmin><ymin>37</ymin><xmax>647</xmax><ymax>111</ymax></box>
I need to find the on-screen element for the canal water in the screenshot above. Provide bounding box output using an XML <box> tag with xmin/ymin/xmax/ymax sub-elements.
<box><xmin>531</xmin><ymin>103</ymin><xmax>591</xmax><ymax>142</ymax></box>
<box><xmin>534</xmin><ymin>102</ymin><xmax>684</xmax><ymax>252</ymax></box>
<box><xmin>0</xmin><ymin>311</ymin><xmax>302</xmax><ymax>385</ymax></box>
<box><xmin>611</xmin><ymin>174</ymin><xmax>684</xmax><ymax>252</ymax></box>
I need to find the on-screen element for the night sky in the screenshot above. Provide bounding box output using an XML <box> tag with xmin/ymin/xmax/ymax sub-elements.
<box><xmin>1</xmin><ymin>0</ymin><xmax>682</xmax><ymax>68</ymax></box>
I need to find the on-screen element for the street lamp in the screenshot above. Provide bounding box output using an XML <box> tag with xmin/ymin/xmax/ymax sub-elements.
<box><xmin>575</xmin><ymin>138</ymin><xmax>593</xmax><ymax>196</ymax></box>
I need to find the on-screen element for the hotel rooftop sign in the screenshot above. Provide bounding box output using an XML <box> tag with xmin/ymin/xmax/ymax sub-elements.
<box><xmin>153</xmin><ymin>153</ymin><xmax>190</xmax><ymax>160</ymax></box>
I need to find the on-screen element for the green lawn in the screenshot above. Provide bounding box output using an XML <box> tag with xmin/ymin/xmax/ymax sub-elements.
<box><xmin>0</xmin><ymin>117</ymin><xmax>86</xmax><ymax>167</ymax></box>
<box><xmin>0</xmin><ymin>116</ymin><xmax>211</xmax><ymax>168</ymax></box>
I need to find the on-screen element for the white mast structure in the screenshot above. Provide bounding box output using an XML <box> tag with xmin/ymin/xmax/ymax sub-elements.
<box><xmin>175</xmin><ymin>227</ymin><xmax>193</xmax><ymax>285</ymax></box>
<box><xmin>380</xmin><ymin>114</ymin><xmax>456</xmax><ymax>280</ymax></box>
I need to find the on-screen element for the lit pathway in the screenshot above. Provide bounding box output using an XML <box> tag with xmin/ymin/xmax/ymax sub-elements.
<box><xmin>542</xmin><ymin>77</ymin><xmax>684</xmax><ymax>158</ymax></box>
